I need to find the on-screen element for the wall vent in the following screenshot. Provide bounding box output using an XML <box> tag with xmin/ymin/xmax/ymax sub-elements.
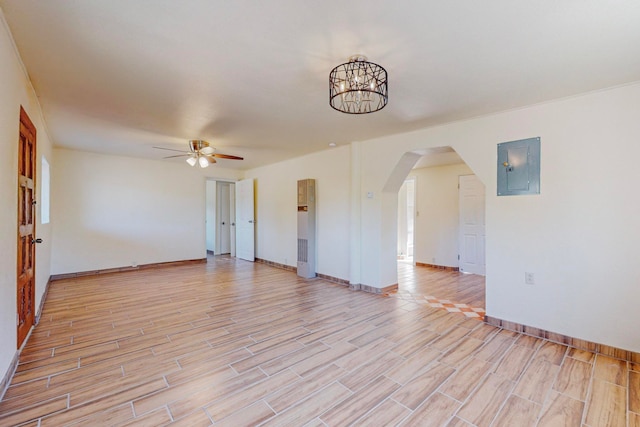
<box><xmin>297</xmin><ymin>238</ymin><xmax>308</xmax><ymax>263</ymax></box>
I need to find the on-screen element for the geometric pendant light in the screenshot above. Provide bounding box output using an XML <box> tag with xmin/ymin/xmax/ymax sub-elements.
<box><xmin>329</xmin><ymin>55</ymin><xmax>388</xmax><ymax>114</ymax></box>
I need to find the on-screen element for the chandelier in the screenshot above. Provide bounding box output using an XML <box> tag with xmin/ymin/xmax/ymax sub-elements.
<box><xmin>329</xmin><ymin>55</ymin><xmax>388</xmax><ymax>114</ymax></box>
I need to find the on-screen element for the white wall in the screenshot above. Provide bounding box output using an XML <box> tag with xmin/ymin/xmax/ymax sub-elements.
<box><xmin>410</xmin><ymin>163</ymin><xmax>474</xmax><ymax>267</ymax></box>
<box><xmin>0</xmin><ymin>11</ymin><xmax>54</xmax><ymax>382</ymax></box>
<box><xmin>244</xmin><ymin>145</ymin><xmax>351</xmax><ymax>281</ymax></box>
<box><xmin>51</xmin><ymin>149</ymin><xmax>209</xmax><ymax>274</ymax></box>
<box><xmin>358</xmin><ymin>82</ymin><xmax>640</xmax><ymax>352</ymax></box>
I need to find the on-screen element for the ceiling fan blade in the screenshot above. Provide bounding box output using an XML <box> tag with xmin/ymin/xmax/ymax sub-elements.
<box><xmin>163</xmin><ymin>154</ymin><xmax>190</xmax><ymax>159</ymax></box>
<box><xmin>212</xmin><ymin>153</ymin><xmax>244</xmax><ymax>160</ymax></box>
<box><xmin>206</xmin><ymin>156</ymin><xmax>217</xmax><ymax>164</ymax></box>
<box><xmin>153</xmin><ymin>146</ymin><xmax>189</xmax><ymax>153</ymax></box>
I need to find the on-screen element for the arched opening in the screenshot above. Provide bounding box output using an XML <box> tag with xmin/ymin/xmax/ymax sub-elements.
<box><xmin>384</xmin><ymin>147</ymin><xmax>487</xmax><ymax>317</ymax></box>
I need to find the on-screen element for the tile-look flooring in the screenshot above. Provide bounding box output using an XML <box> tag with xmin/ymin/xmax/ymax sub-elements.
<box><xmin>0</xmin><ymin>256</ymin><xmax>637</xmax><ymax>426</ymax></box>
<box><xmin>395</xmin><ymin>261</ymin><xmax>486</xmax><ymax>319</ymax></box>
<box><xmin>397</xmin><ymin>261</ymin><xmax>485</xmax><ymax>309</ymax></box>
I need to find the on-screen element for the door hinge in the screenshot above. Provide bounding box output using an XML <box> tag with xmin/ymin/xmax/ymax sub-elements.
<box><xmin>458</xmin><ymin>254</ymin><xmax>460</xmax><ymax>260</ymax></box>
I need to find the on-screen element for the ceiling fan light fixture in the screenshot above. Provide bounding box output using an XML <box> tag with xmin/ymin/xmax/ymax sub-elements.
<box><xmin>154</xmin><ymin>141</ymin><xmax>242</xmax><ymax>167</ymax></box>
<box><xmin>189</xmin><ymin>139</ymin><xmax>208</xmax><ymax>152</ymax></box>
<box><xmin>329</xmin><ymin>55</ymin><xmax>388</xmax><ymax>114</ymax></box>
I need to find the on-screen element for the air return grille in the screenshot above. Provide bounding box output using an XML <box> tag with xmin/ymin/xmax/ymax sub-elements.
<box><xmin>297</xmin><ymin>238</ymin><xmax>308</xmax><ymax>262</ymax></box>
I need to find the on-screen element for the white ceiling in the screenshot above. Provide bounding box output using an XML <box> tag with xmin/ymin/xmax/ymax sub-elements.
<box><xmin>2</xmin><ymin>1</ymin><xmax>640</xmax><ymax>170</ymax></box>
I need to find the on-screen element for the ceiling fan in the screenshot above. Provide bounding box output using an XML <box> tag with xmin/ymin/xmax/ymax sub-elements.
<box><xmin>153</xmin><ymin>140</ymin><xmax>243</xmax><ymax>168</ymax></box>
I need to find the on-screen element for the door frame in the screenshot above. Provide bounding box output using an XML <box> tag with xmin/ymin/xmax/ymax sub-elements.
<box><xmin>17</xmin><ymin>106</ymin><xmax>37</xmax><ymax>348</ymax></box>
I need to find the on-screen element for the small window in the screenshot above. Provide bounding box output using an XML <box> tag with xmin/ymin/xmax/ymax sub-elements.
<box><xmin>41</xmin><ymin>156</ymin><xmax>50</xmax><ymax>224</ymax></box>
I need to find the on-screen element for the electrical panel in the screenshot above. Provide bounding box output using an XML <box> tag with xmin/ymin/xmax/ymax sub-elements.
<box><xmin>297</xmin><ymin>179</ymin><xmax>316</xmax><ymax>278</ymax></box>
<box><xmin>497</xmin><ymin>137</ymin><xmax>540</xmax><ymax>196</ymax></box>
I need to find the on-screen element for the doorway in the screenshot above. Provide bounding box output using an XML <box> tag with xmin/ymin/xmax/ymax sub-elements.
<box><xmin>205</xmin><ymin>180</ymin><xmax>236</xmax><ymax>257</ymax></box>
<box><xmin>216</xmin><ymin>182</ymin><xmax>234</xmax><ymax>255</ymax></box>
<box><xmin>17</xmin><ymin>107</ymin><xmax>37</xmax><ymax>348</ymax></box>
<box><xmin>397</xmin><ymin>177</ymin><xmax>415</xmax><ymax>263</ymax></box>
<box><xmin>396</xmin><ymin>148</ymin><xmax>486</xmax><ymax>312</ymax></box>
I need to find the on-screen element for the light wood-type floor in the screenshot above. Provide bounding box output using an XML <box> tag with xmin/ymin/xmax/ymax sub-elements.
<box><xmin>1</xmin><ymin>256</ymin><xmax>638</xmax><ymax>426</ymax></box>
<box><xmin>397</xmin><ymin>262</ymin><xmax>486</xmax><ymax>309</ymax></box>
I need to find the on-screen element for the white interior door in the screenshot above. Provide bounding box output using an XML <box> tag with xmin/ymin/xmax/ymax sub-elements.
<box><xmin>459</xmin><ymin>175</ymin><xmax>486</xmax><ymax>275</ymax></box>
<box><xmin>235</xmin><ymin>178</ymin><xmax>255</xmax><ymax>261</ymax></box>
<box><xmin>217</xmin><ymin>182</ymin><xmax>231</xmax><ymax>254</ymax></box>
<box><xmin>230</xmin><ymin>183</ymin><xmax>236</xmax><ymax>257</ymax></box>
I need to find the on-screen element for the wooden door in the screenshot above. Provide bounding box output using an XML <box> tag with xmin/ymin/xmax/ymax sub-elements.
<box><xmin>459</xmin><ymin>174</ymin><xmax>486</xmax><ymax>275</ymax></box>
<box><xmin>235</xmin><ymin>179</ymin><xmax>255</xmax><ymax>261</ymax></box>
<box><xmin>17</xmin><ymin>107</ymin><xmax>37</xmax><ymax>348</ymax></box>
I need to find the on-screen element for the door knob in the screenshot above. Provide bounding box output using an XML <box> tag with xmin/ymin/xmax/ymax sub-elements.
<box><xmin>32</xmin><ymin>238</ymin><xmax>43</xmax><ymax>244</ymax></box>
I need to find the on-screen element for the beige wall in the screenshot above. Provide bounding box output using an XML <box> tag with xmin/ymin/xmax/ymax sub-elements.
<box><xmin>0</xmin><ymin>11</ymin><xmax>54</xmax><ymax>380</ymax></box>
<box><xmin>51</xmin><ymin>149</ymin><xmax>213</xmax><ymax>274</ymax></box>
<box><xmin>242</xmin><ymin>82</ymin><xmax>640</xmax><ymax>353</ymax></box>
<box><xmin>357</xmin><ymin>82</ymin><xmax>640</xmax><ymax>352</ymax></box>
<box><xmin>409</xmin><ymin>163</ymin><xmax>475</xmax><ymax>268</ymax></box>
<box><xmin>245</xmin><ymin>145</ymin><xmax>351</xmax><ymax>281</ymax></box>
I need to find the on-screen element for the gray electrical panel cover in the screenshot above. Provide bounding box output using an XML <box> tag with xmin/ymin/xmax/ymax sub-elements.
<box><xmin>497</xmin><ymin>137</ymin><xmax>540</xmax><ymax>196</ymax></box>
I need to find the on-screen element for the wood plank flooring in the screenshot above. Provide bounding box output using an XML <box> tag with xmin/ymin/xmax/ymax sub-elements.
<box><xmin>0</xmin><ymin>256</ymin><xmax>636</xmax><ymax>426</ymax></box>
<box><xmin>397</xmin><ymin>262</ymin><xmax>485</xmax><ymax>309</ymax></box>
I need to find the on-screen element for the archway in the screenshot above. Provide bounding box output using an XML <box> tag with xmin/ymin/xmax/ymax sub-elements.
<box><xmin>382</xmin><ymin>147</ymin><xmax>487</xmax><ymax>314</ymax></box>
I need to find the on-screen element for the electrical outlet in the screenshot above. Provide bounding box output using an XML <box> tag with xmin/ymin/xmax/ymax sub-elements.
<box><xmin>525</xmin><ymin>272</ymin><xmax>535</xmax><ymax>285</ymax></box>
